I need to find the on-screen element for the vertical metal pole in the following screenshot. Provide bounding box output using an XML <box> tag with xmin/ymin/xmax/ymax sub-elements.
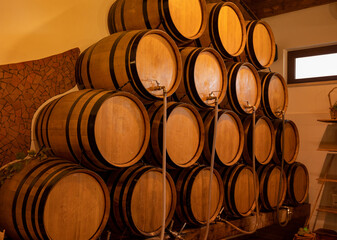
<box><xmin>160</xmin><ymin>88</ymin><xmax>168</xmax><ymax>240</ymax></box>
<box><xmin>251</xmin><ymin>105</ymin><xmax>259</xmax><ymax>223</ymax></box>
<box><xmin>204</xmin><ymin>95</ymin><xmax>218</xmax><ymax>240</ymax></box>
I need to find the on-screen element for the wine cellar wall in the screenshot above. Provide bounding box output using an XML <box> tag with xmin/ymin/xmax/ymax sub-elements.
<box><xmin>0</xmin><ymin>0</ymin><xmax>310</xmax><ymax>239</ymax></box>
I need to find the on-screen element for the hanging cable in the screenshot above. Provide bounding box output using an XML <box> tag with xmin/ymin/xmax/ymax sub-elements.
<box><xmin>147</xmin><ymin>81</ymin><xmax>167</xmax><ymax>240</ymax></box>
<box><xmin>249</xmin><ymin>102</ymin><xmax>260</xmax><ymax>230</ymax></box>
<box><xmin>218</xmin><ymin>215</ymin><xmax>257</xmax><ymax>234</ymax></box>
<box><xmin>203</xmin><ymin>92</ymin><xmax>219</xmax><ymax>240</ymax></box>
<box><xmin>160</xmin><ymin>86</ymin><xmax>167</xmax><ymax>240</ymax></box>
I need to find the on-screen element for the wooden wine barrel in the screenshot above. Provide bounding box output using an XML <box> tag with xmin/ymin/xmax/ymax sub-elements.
<box><xmin>75</xmin><ymin>30</ymin><xmax>182</xmax><ymax>102</ymax></box>
<box><xmin>284</xmin><ymin>162</ymin><xmax>309</xmax><ymax>206</ymax></box>
<box><xmin>273</xmin><ymin>119</ymin><xmax>300</xmax><ymax>165</ymax></box>
<box><xmin>222</xmin><ymin>62</ymin><xmax>261</xmax><ymax>115</ymax></box>
<box><xmin>108</xmin><ymin>0</ymin><xmax>207</xmax><ymax>43</ymax></box>
<box><xmin>174</xmin><ymin>165</ymin><xmax>224</xmax><ymax>226</ymax></box>
<box><xmin>242</xmin><ymin>115</ymin><xmax>275</xmax><ymax>165</ymax></box>
<box><xmin>257</xmin><ymin>164</ymin><xmax>287</xmax><ymax>211</ymax></box>
<box><xmin>260</xmin><ymin>72</ymin><xmax>288</xmax><ymax>119</ymax></box>
<box><xmin>196</xmin><ymin>1</ymin><xmax>246</xmax><ymax>58</ymax></box>
<box><xmin>106</xmin><ymin>164</ymin><xmax>176</xmax><ymax>237</ymax></box>
<box><xmin>221</xmin><ymin>164</ymin><xmax>258</xmax><ymax>217</ymax></box>
<box><xmin>245</xmin><ymin>20</ymin><xmax>276</xmax><ymax>69</ymax></box>
<box><xmin>173</xmin><ymin>47</ymin><xmax>227</xmax><ymax>108</ymax></box>
<box><xmin>202</xmin><ymin>109</ymin><xmax>244</xmax><ymax>166</ymax></box>
<box><xmin>145</xmin><ymin>101</ymin><xmax>204</xmax><ymax>168</ymax></box>
<box><xmin>35</xmin><ymin>89</ymin><xmax>150</xmax><ymax>171</ymax></box>
<box><xmin>0</xmin><ymin>158</ymin><xmax>110</xmax><ymax>240</ymax></box>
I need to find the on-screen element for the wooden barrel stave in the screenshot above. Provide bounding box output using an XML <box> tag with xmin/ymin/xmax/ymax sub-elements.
<box><xmin>284</xmin><ymin>162</ymin><xmax>309</xmax><ymax>206</ymax></box>
<box><xmin>202</xmin><ymin>109</ymin><xmax>244</xmax><ymax>167</ymax></box>
<box><xmin>221</xmin><ymin>164</ymin><xmax>258</xmax><ymax>217</ymax></box>
<box><xmin>108</xmin><ymin>0</ymin><xmax>207</xmax><ymax>43</ymax></box>
<box><xmin>145</xmin><ymin>101</ymin><xmax>204</xmax><ymax>169</ymax></box>
<box><xmin>222</xmin><ymin>62</ymin><xmax>261</xmax><ymax>115</ymax></box>
<box><xmin>245</xmin><ymin>20</ymin><xmax>276</xmax><ymax>69</ymax></box>
<box><xmin>273</xmin><ymin>119</ymin><xmax>300</xmax><ymax>165</ymax></box>
<box><xmin>107</xmin><ymin>164</ymin><xmax>177</xmax><ymax>237</ymax></box>
<box><xmin>0</xmin><ymin>158</ymin><xmax>110</xmax><ymax>240</ymax></box>
<box><xmin>75</xmin><ymin>30</ymin><xmax>182</xmax><ymax>103</ymax></box>
<box><xmin>260</xmin><ymin>72</ymin><xmax>288</xmax><ymax>119</ymax></box>
<box><xmin>196</xmin><ymin>2</ymin><xmax>246</xmax><ymax>58</ymax></box>
<box><xmin>174</xmin><ymin>47</ymin><xmax>227</xmax><ymax>108</ymax></box>
<box><xmin>242</xmin><ymin>115</ymin><xmax>276</xmax><ymax>165</ymax></box>
<box><xmin>174</xmin><ymin>165</ymin><xmax>224</xmax><ymax>226</ymax></box>
<box><xmin>35</xmin><ymin>99</ymin><xmax>61</xmax><ymax>157</ymax></box>
<box><xmin>34</xmin><ymin>89</ymin><xmax>150</xmax><ymax>171</ymax></box>
<box><xmin>257</xmin><ymin>164</ymin><xmax>287</xmax><ymax>210</ymax></box>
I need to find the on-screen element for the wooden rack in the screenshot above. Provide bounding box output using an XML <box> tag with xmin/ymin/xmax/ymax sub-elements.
<box><xmin>311</xmin><ymin>119</ymin><xmax>337</xmax><ymax>230</ymax></box>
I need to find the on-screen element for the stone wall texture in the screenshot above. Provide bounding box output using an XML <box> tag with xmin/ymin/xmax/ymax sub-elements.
<box><xmin>0</xmin><ymin>48</ymin><xmax>79</xmax><ymax>167</ymax></box>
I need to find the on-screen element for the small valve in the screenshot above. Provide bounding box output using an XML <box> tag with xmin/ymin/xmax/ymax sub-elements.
<box><xmin>215</xmin><ymin>207</ymin><xmax>225</xmax><ymax>222</ymax></box>
<box><xmin>275</xmin><ymin>109</ymin><xmax>285</xmax><ymax>117</ymax></box>
<box><xmin>146</xmin><ymin>79</ymin><xmax>166</xmax><ymax>92</ymax></box>
<box><xmin>243</xmin><ymin>101</ymin><xmax>256</xmax><ymax>111</ymax></box>
<box><xmin>167</xmin><ymin>220</ymin><xmax>186</xmax><ymax>240</ymax></box>
<box><xmin>206</xmin><ymin>91</ymin><xmax>219</xmax><ymax>101</ymax></box>
<box><xmin>148</xmin><ymin>85</ymin><xmax>166</xmax><ymax>92</ymax></box>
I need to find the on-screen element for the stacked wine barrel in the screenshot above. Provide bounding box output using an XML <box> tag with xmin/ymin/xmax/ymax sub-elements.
<box><xmin>0</xmin><ymin>0</ymin><xmax>310</xmax><ymax>239</ymax></box>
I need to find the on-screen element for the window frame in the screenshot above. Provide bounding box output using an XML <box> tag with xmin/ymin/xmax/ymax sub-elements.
<box><xmin>287</xmin><ymin>44</ymin><xmax>337</xmax><ymax>85</ymax></box>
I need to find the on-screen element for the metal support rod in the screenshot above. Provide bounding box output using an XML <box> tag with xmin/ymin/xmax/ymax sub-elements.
<box><xmin>146</xmin><ymin>80</ymin><xmax>168</xmax><ymax>240</ymax></box>
<box><xmin>204</xmin><ymin>93</ymin><xmax>219</xmax><ymax>240</ymax></box>
<box><xmin>247</xmin><ymin>102</ymin><xmax>260</xmax><ymax>226</ymax></box>
<box><xmin>276</xmin><ymin>110</ymin><xmax>290</xmax><ymax>227</ymax></box>
<box><xmin>160</xmin><ymin>87</ymin><xmax>168</xmax><ymax>240</ymax></box>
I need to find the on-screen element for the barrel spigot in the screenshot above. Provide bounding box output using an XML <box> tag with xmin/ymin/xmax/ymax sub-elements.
<box><xmin>215</xmin><ymin>207</ymin><xmax>225</xmax><ymax>222</ymax></box>
<box><xmin>206</xmin><ymin>92</ymin><xmax>219</xmax><ymax>108</ymax></box>
<box><xmin>146</xmin><ymin>79</ymin><xmax>167</xmax><ymax>93</ymax></box>
<box><xmin>243</xmin><ymin>101</ymin><xmax>256</xmax><ymax>112</ymax></box>
<box><xmin>275</xmin><ymin>109</ymin><xmax>285</xmax><ymax>118</ymax></box>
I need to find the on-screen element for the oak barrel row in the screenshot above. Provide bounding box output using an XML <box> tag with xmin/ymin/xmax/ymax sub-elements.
<box><xmin>91</xmin><ymin>0</ymin><xmax>302</xmax><ymax>238</ymax></box>
<box><xmin>29</xmin><ymin>88</ymin><xmax>303</xmax><ymax>238</ymax></box>
<box><xmin>0</xmin><ymin>156</ymin><xmax>309</xmax><ymax>239</ymax></box>
<box><xmin>33</xmin><ymin>88</ymin><xmax>299</xmax><ymax>171</ymax></box>
<box><xmin>0</xmin><ymin>158</ymin><xmax>110</xmax><ymax>240</ymax></box>
<box><xmin>75</xmin><ymin>28</ymin><xmax>285</xmax><ymax>118</ymax></box>
<box><xmin>107</xmin><ymin>0</ymin><xmax>276</xmax><ymax>70</ymax></box>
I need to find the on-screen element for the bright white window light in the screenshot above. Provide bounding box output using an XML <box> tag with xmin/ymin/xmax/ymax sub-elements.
<box><xmin>295</xmin><ymin>53</ymin><xmax>337</xmax><ymax>79</ymax></box>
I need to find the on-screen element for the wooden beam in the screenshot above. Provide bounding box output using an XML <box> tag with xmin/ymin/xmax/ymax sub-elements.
<box><xmin>242</xmin><ymin>0</ymin><xmax>337</xmax><ymax>18</ymax></box>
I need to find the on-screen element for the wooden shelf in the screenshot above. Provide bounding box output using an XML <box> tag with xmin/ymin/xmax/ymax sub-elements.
<box><xmin>317</xmin><ymin>178</ymin><xmax>337</xmax><ymax>183</ymax></box>
<box><xmin>316</xmin><ymin>207</ymin><xmax>337</xmax><ymax>214</ymax></box>
<box><xmin>317</xmin><ymin>148</ymin><xmax>337</xmax><ymax>152</ymax></box>
<box><xmin>317</xmin><ymin>119</ymin><xmax>337</xmax><ymax>123</ymax></box>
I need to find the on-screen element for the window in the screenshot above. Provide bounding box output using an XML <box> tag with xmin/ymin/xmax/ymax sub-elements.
<box><xmin>287</xmin><ymin>44</ymin><xmax>337</xmax><ymax>84</ymax></box>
